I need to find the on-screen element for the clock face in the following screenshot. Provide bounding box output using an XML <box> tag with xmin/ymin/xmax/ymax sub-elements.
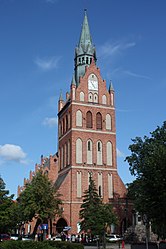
<box><xmin>88</xmin><ymin>74</ymin><xmax>98</xmax><ymax>91</ymax></box>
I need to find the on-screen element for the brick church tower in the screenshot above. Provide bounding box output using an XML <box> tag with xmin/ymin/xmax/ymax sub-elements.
<box><xmin>18</xmin><ymin>10</ymin><xmax>127</xmax><ymax>236</ymax></box>
<box><xmin>55</xmin><ymin>10</ymin><xmax>126</xmax><ymax>234</ymax></box>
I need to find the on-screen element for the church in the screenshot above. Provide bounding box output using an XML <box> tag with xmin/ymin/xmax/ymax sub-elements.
<box><xmin>18</xmin><ymin>10</ymin><xmax>128</xmax><ymax>236</ymax></box>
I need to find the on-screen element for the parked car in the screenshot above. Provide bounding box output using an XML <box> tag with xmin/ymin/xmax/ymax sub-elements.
<box><xmin>10</xmin><ymin>234</ymin><xmax>19</xmax><ymax>240</ymax></box>
<box><xmin>51</xmin><ymin>235</ymin><xmax>62</xmax><ymax>241</ymax></box>
<box><xmin>106</xmin><ymin>234</ymin><xmax>123</xmax><ymax>242</ymax></box>
<box><xmin>22</xmin><ymin>234</ymin><xmax>34</xmax><ymax>241</ymax></box>
<box><xmin>0</xmin><ymin>234</ymin><xmax>10</xmax><ymax>242</ymax></box>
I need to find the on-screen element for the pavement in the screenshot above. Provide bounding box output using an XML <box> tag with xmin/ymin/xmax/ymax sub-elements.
<box><xmin>84</xmin><ymin>243</ymin><xmax>131</xmax><ymax>249</ymax></box>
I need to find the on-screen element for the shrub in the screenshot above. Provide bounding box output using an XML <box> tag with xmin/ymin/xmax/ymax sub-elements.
<box><xmin>0</xmin><ymin>240</ymin><xmax>53</xmax><ymax>249</ymax></box>
<box><xmin>0</xmin><ymin>240</ymin><xmax>84</xmax><ymax>249</ymax></box>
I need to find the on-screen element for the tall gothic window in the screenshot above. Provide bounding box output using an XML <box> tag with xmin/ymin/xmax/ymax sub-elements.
<box><xmin>76</xmin><ymin>138</ymin><xmax>83</xmax><ymax>164</ymax></box>
<box><xmin>107</xmin><ymin>141</ymin><xmax>113</xmax><ymax>166</ymax></box>
<box><xmin>98</xmin><ymin>173</ymin><xmax>103</xmax><ymax>197</ymax></box>
<box><xmin>106</xmin><ymin>114</ymin><xmax>112</xmax><ymax>130</ymax></box>
<box><xmin>97</xmin><ymin>141</ymin><xmax>102</xmax><ymax>165</ymax></box>
<box><xmin>67</xmin><ymin>140</ymin><xmax>70</xmax><ymax>165</ymax></box>
<box><xmin>68</xmin><ymin>112</ymin><xmax>71</xmax><ymax>129</ymax></box>
<box><xmin>96</xmin><ymin>112</ymin><xmax>102</xmax><ymax>130</ymax></box>
<box><xmin>87</xmin><ymin>139</ymin><xmax>92</xmax><ymax>164</ymax></box>
<box><xmin>66</xmin><ymin>115</ymin><xmax>68</xmax><ymax>131</ymax></box>
<box><xmin>76</xmin><ymin>110</ymin><xmax>82</xmax><ymax>127</ymax></box>
<box><xmin>63</xmin><ymin>118</ymin><xmax>65</xmax><ymax>134</ymax></box>
<box><xmin>108</xmin><ymin>173</ymin><xmax>113</xmax><ymax>198</ymax></box>
<box><xmin>77</xmin><ymin>171</ymin><xmax>82</xmax><ymax>198</ymax></box>
<box><xmin>86</xmin><ymin>111</ymin><xmax>93</xmax><ymax>128</ymax></box>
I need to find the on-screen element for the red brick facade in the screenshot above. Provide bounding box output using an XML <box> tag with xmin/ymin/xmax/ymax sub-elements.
<box><xmin>18</xmin><ymin>11</ymin><xmax>127</xmax><ymax>236</ymax></box>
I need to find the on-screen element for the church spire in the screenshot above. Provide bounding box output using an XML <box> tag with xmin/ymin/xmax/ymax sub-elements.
<box><xmin>78</xmin><ymin>9</ymin><xmax>92</xmax><ymax>53</ymax></box>
<box><xmin>74</xmin><ymin>10</ymin><xmax>96</xmax><ymax>86</ymax></box>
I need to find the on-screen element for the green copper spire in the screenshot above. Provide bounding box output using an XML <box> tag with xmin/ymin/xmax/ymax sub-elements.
<box><xmin>74</xmin><ymin>10</ymin><xmax>96</xmax><ymax>86</ymax></box>
<box><xmin>78</xmin><ymin>9</ymin><xmax>93</xmax><ymax>54</ymax></box>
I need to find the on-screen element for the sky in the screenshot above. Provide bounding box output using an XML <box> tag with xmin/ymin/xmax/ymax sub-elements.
<box><xmin>0</xmin><ymin>0</ymin><xmax>165</xmax><ymax>198</ymax></box>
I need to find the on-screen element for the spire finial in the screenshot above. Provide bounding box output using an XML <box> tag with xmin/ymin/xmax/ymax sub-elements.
<box><xmin>109</xmin><ymin>80</ymin><xmax>114</xmax><ymax>92</ymax></box>
<box><xmin>59</xmin><ymin>89</ymin><xmax>63</xmax><ymax>101</ymax></box>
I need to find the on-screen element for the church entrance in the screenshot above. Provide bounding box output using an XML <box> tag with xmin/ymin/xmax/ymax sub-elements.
<box><xmin>56</xmin><ymin>218</ymin><xmax>68</xmax><ymax>233</ymax></box>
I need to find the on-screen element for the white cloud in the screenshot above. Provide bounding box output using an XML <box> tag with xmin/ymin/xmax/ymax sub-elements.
<box><xmin>117</xmin><ymin>148</ymin><xmax>125</xmax><ymax>158</ymax></box>
<box><xmin>0</xmin><ymin>144</ymin><xmax>27</xmax><ymax>163</ymax></box>
<box><xmin>34</xmin><ymin>56</ymin><xmax>61</xmax><ymax>71</ymax></box>
<box><xmin>42</xmin><ymin>117</ymin><xmax>58</xmax><ymax>127</ymax></box>
<box><xmin>98</xmin><ymin>41</ymin><xmax>136</xmax><ymax>58</ymax></box>
<box><xmin>123</xmin><ymin>70</ymin><xmax>151</xmax><ymax>80</ymax></box>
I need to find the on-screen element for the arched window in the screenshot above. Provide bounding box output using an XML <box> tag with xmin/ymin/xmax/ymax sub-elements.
<box><xmin>106</xmin><ymin>114</ymin><xmax>112</xmax><ymax>130</ymax></box>
<box><xmin>102</xmin><ymin>95</ymin><xmax>107</xmax><ymax>104</ymax></box>
<box><xmin>98</xmin><ymin>142</ymin><xmax>101</xmax><ymax>152</ymax></box>
<box><xmin>96</xmin><ymin>112</ymin><xmax>102</xmax><ymax>130</ymax></box>
<box><xmin>86</xmin><ymin>111</ymin><xmax>93</xmax><ymax>128</ymax></box>
<box><xmin>76</xmin><ymin>138</ymin><xmax>82</xmax><ymax>164</ymax></box>
<box><xmin>63</xmin><ymin>118</ymin><xmax>65</xmax><ymax>134</ymax></box>
<box><xmin>94</xmin><ymin>93</ymin><xmax>98</xmax><ymax>103</ymax></box>
<box><xmin>61</xmin><ymin>146</ymin><xmax>64</xmax><ymax>169</ymax></box>
<box><xmin>88</xmin><ymin>141</ymin><xmax>91</xmax><ymax>151</ymax></box>
<box><xmin>66</xmin><ymin>115</ymin><xmax>68</xmax><ymax>131</ymax></box>
<box><xmin>98</xmin><ymin>172</ymin><xmax>103</xmax><ymax>197</ymax></box>
<box><xmin>76</xmin><ymin>110</ymin><xmax>82</xmax><ymax>127</ymax></box>
<box><xmin>88</xmin><ymin>92</ymin><xmax>93</xmax><ymax>102</ymax></box>
<box><xmin>80</xmin><ymin>92</ymin><xmax>85</xmax><ymax>101</ymax></box>
<box><xmin>64</xmin><ymin>143</ymin><xmax>66</xmax><ymax>167</ymax></box>
<box><xmin>59</xmin><ymin>121</ymin><xmax>62</xmax><ymax>137</ymax></box>
<box><xmin>77</xmin><ymin>171</ymin><xmax>82</xmax><ymax>198</ymax></box>
<box><xmin>67</xmin><ymin>140</ymin><xmax>70</xmax><ymax>165</ymax></box>
<box><xmin>97</xmin><ymin>141</ymin><xmax>102</xmax><ymax>165</ymax></box>
<box><xmin>68</xmin><ymin>112</ymin><xmax>71</xmax><ymax>129</ymax></box>
<box><xmin>107</xmin><ymin>141</ymin><xmax>113</xmax><ymax>166</ymax></box>
<box><xmin>87</xmin><ymin>139</ymin><xmax>92</xmax><ymax>164</ymax></box>
<box><xmin>108</xmin><ymin>173</ymin><xmax>113</xmax><ymax>198</ymax></box>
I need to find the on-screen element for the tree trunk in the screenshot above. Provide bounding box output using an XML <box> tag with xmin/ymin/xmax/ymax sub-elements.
<box><xmin>33</xmin><ymin>218</ymin><xmax>42</xmax><ymax>235</ymax></box>
<box><xmin>102</xmin><ymin>232</ymin><xmax>106</xmax><ymax>249</ymax></box>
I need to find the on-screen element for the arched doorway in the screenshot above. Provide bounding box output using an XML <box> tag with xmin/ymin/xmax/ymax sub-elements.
<box><xmin>56</xmin><ymin>218</ymin><xmax>68</xmax><ymax>233</ymax></box>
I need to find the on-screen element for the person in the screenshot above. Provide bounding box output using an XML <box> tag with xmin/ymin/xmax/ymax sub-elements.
<box><xmin>122</xmin><ymin>240</ymin><xmax>125</xmax><ymax>249</ymax></box>
<box><xmin>35</xmin><ymin>234</ymin><xmax>38</xmax><ymax>241</ymax></box>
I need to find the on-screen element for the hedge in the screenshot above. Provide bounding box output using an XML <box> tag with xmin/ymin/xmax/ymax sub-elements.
<box><xmin>0</xmin><ymin>240</ymin><xmax>84</xmax><ymax>249</ymax></box>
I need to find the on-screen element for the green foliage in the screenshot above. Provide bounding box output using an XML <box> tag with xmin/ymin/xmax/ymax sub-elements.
<box><xmin>79</xmin><ymin>175</ymin><xmax>117</xmax><ymax>237</ymax></box>
<box><xmin>1</xmin><ymin>240</ymin><xmax>53</xmax><ymax>249</ymax></box>
<box><xmin>125</xmin><ymin>121</ymin><xmax>166</xmax><ymax>239</ymax></box>
<box><xmin>0</xmin><ymin>240</ymin><xmax>84</xmax><ymax>249</ymax></box>
<box><xmin>44</xmin><ymin>240</ymin><xmax>84</xmax><ymax>249</ymax></box>
<box><xmin>0</xmin><ymin>176</ymin><xmax>17</xmax><ymax>233</ymax></box>
<box><xmin>17</xmin><ymin>170</ymin><xmax>63</xmax><ymax>230</ymax></box>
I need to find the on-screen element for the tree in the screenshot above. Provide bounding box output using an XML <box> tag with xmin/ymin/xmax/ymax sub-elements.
<box><xmin>17</xmin><ymin>170</ymin><xmax>62</xmax><ymax>235</ymax></box>
<box><xmin>125</xmin><ymin>121</ymin><xmax>166</xmax><ymax>239</ymax></box>
<box><xmin>79</xmin><ymin>175</ymin><xmax>117</xmax><ymax>240</ymax></box>
<box><xmin>0</xmin><ymin>176</ymin><xmax>16</xmax><ymax>233</ymax></box>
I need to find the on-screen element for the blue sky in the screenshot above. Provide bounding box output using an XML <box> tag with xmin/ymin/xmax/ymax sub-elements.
<box><xmin>0</xmin><ymin>0</ymin><xmax>165</xmax><ymax>198</ymax></box>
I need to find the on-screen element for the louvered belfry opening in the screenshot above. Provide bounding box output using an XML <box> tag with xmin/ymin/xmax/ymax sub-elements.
<box><xmin>96</xmin><ymin>112</ymin><xmax>102</xmax><ymax>130</ymax></box>
<box><xmin>86</xmin><ymin>111</ymin><xmax>93</xmax><ymax>128</ymax></box>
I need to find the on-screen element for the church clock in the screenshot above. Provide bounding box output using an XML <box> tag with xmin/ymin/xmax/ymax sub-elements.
<box><xmin>88</xmin><ymin>73</ymin><xmax>98</xmax><ymax>91</ymax></box>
